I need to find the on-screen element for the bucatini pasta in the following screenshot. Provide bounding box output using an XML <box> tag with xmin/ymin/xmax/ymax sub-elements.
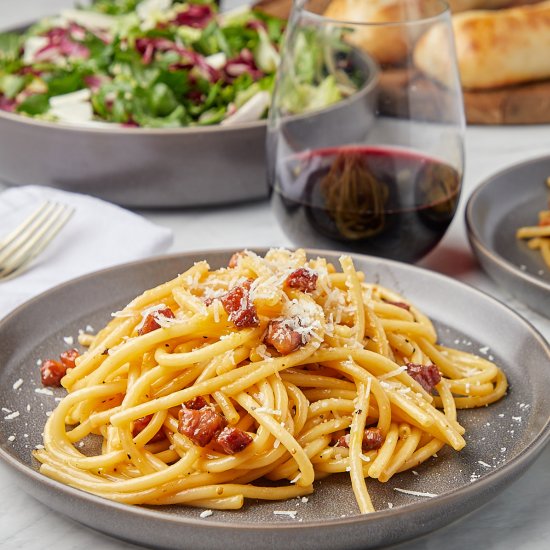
<box><xmin>33</xmin><ymin>249</ymin><xmax>507</xmax><ymax>513</ymax></box>
<box><xmin>516</xmin><ymin>178</ymin><xmax>550</xmax><ymax>269</ymax></box>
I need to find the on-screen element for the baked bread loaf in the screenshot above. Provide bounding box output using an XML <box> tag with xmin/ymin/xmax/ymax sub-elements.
<box><xmin>414</xmin><ymin>0</ymin><xmax>550</xmax><ymax>89</ymax></box>
<box><xmin>322</xmin><ymin>0</ymin><xmax>430</xmax><ymax>64</ymax></box>
<box><xmin>320</xmin><ymin>0</ymin><xmax>533</xmax><ymax>65</ymax></box>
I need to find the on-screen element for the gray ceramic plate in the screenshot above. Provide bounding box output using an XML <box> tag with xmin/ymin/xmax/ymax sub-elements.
<box><xmin>466</xmin><ymin>156</ymin><xmax>550</xmax><ymax>317</ymax></box>
<box><xmin>1</xmin><ymin>249</ymin><xmax>549</xmax><ymax>550</ymax></box>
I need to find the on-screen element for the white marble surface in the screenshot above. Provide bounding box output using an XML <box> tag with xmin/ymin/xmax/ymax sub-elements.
<box><xmin>1</xmin><ymin>2</ymin><xmax>550</xmax><ymax>549</ymax></box>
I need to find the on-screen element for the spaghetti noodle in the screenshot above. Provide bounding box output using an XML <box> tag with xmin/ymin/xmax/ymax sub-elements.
<box><xmin>33</xmin><ymin>249</ymin><xmax>507</xmax><ymax>513</ymax></box>
<box><xmin>516</xmin><ymin>179</ymin><xmax>550</xmax><ymax>269</ymax></box>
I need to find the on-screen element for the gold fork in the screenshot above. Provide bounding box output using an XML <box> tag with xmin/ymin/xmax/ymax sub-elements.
<box><xmin>0</xmin><ymin>201</ymin><xmax>74</xmax><ymax>281</ymax></box>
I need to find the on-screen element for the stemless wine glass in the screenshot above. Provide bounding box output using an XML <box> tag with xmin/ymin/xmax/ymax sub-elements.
<box><xmin>267</xmin><ymin>0</ymin><xmax>465</xmax><ymax>263</ymax></box>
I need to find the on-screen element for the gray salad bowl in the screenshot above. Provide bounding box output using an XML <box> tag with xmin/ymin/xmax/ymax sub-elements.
<box><xmin>0</xmin><ymin>48</ymin><xmax>379</xmax><ymax>208</ymax></box>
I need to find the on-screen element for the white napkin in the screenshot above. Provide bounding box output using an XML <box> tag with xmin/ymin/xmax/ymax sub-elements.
<box><xmin>0</xmin><ymin>185</ymin><xmax>173</xmax><ymax>318</ymax></box>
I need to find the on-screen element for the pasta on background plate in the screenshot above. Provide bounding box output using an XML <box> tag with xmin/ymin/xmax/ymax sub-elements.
<box><xmin>34</xmin><ymin>249</ymin><xmax>507</xmax><ymax>513</ymax></box>
<box><xmin>516</xmin><ymin>178</ymin><xmax>550</xmax><ymax>270</ymax></box>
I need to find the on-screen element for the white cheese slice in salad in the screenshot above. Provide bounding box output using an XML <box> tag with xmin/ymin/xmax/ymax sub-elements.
<box><xmin>205</xmin><ymin>53</ymin><xmax>227</xmax><ymax>70</ymax></box>
<box><xmin>49</xmin><ymin>89</ymin><xmax>91</xmax><ymax>107</ymax></box>
<box><xmin>23</xmin><ymin>36</ymin><xmax>49</xmax><ymax>64</ymax></box>
<box><xmin>49</xmin><ymin>90</ymin><xmax>93</xmax><ymax>123</ymax></box>
<box><xmin>49</xmin><ymin>101</ymin><xmax>94</xmax><ymax>123</ymax></box>
<box><xmin>255</xmin><ymin>28</ymin><xmax>280</xmax><ymax>73</ymax></box>
<box><xmin>137</xmin><ymin>0</ymin><xmax>172</xmax><ymax>30</ymax></box>
<box><xmin>222</xmin><ymin>91</ymin><xmax>271</xmax><ymax>126</ymax></box>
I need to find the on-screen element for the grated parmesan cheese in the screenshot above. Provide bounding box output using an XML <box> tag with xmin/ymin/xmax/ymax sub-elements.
<box><xmin>199</xmin><ymin>510</ymin><xmax>213</xmax><ymax>518</ymax></box>
<box><xmin>378</xmin><ymin>366</ymin><xmax>407</xmax><ymax>381</ymax></box>
<box><xmin>4</xmin><ymin>411</ymin><xmax>20</xmax><ymax>420</ymax></box>
<box><xmin>393</xmin><ymin>488</ymin><xmax>437</xmax><ymax>498</ymax></box>
<box><xmin>111</xmin><ymin>310</ymin><xmax>135</xmax><ymax>318</ymax></box>
<box><xmin>273</xmin><ymin>511</ymin><xmax>298</xmax><ymax>519</ymax></box>
<box><xmin>290</xmin><ymin>473</ymin><xmax>301</xmax><ymax>484</ymax></box>
<box><xmin>254</xmin><ymin>343</ymin><xmax>272</xmax><ymax>361</ymax></box>
<box><xmin>12</xmin><ymin>379</ymin><xmax>24</xmax><ymax>390</ymax></box>
<box><xmin>35</xmin><ymin>388</ymin><xmax>54</xmax><ymax>396</ymax></box>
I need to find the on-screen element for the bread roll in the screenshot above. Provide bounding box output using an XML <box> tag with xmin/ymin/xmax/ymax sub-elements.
<box><xmin>323</xmin><ymin>0</ymin><xmax>433</xmax><ymax>64</ymax></box>
<box><xmin>414</xmin><ymin>0</ymin><xmax>550</xmax><ymax>89</ymax></box>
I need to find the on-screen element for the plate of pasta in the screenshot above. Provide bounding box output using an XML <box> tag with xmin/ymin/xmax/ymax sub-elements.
<box><xmin>466</xmin><ymin>155</ymin><xmax>550</xmax><ymax>317</ymax></box>
<box><xmin>0</xmin><ymin>248</ymin><xmax>549</xmax><ymax>550</ymax></box>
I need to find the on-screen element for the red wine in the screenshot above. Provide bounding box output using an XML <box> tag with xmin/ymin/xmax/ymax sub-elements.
<box><xmin>270</xmin><ymin>146</ymin><xmax>461</xmax><ymax>263</ymax></box>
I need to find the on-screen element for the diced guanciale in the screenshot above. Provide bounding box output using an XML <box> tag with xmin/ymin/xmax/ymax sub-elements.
<box><xmin>178</xmin><ymin>406</ymin><xmax>227</xmax><ymax>447</ymax></box>
<box><xmin>132</xmin><ymin>414</ymin><xmax>166</xmax><ymax>443</ymax></box>
<box><xmin>362</xmin><ymin>427</ymin><xmax>384</xmax><ymax>450</ymax></box>
<box><xmin>216</xmin><ymin>426</ymin><xmax>253</xmax><ymax>454</ymax></box>
<box><xmin>285</xmin><ymin>268</ymin><xmax>318</xmax><ymax>293</ymax></box>
<box><xmin>219</xmin><ymin>280</ymin><xmax>259</xmax><ymax>328</ymax></box>
<box><xmin>60</xmin><ymin>348</ymin><xmax>80</xmax><ymax>369</ymax></box>
<box><xmin>185</xmin><ymin>395</ymin><xmax>208</xmax><ymax>410</ymax></box>
<box><xmin>40</xmin><ymin>359</ymin><xmax>67</xmax><ymax>387</ymax></box>
<box><xmin>138</xmin><ymin>307</ymin><xmax>175</xmax><ymax>335</ymax></box>
<box><xmin>40</xmin><ymin>347</ymin><xmax>82</xmax><ymax>386</ymax></box>
<box><xmin>406</xmin><ymin>362</ymin><xmax>441</xmax><ymax>392</ymax></box>
<box><xmin>264</xmin><ymin>320</ymin><xmax>302</xmax><ymax>355</ymax></box>
<box><xmin>337</xmin><ymin>427</ymin><xmax>384</xmax><ymax>451</ymax></box>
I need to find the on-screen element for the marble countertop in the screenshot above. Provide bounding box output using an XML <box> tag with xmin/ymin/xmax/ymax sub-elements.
<box><xmin>1</xmin><ymin>2</ymin><xmax>549</xmax><ymax>549</ymax></box>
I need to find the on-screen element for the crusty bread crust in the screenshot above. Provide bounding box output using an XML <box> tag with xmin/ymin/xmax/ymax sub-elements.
<box><xmin>323</xmin><ymin>0</ymin><xmax>430</xmax><ymax>64</ymax></box>
<box><xmin>415</xmin><ymin>0</ymin><xmax>550</xmax><ymax>89</ymax></box>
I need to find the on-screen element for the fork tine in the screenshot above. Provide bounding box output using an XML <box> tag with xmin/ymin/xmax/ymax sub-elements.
<box><xmin>0</xmin><ymin>201</ymin><xmax>58</xmax><ymax>263</ymax></box>
<box><xmin>0</xmin><ymin>201</ymin><xmax>55</xmax><ymax>253</ymax></box>
<box><xmin>0</xmin><ymin>203</ymin><xmax>74</xmax><ymax>280</ymax></box>
<box><xmin>0</xmin><ymin>202</ymin><xmax>66</xmax><ymax>269</ymax></box>
<box><xmin>17</xmin><ymin>204</ymin><xmax>74</xmax><ymax>266</ymax></box>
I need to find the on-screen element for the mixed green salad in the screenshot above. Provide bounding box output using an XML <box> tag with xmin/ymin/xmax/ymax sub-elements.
<box><xmin>0</xmin><ymin>1</ymin><xmax>348</xmax><ymax>130</ymax></box>
<box><xmin>0</xmin><ymin>0</ymin><xmax>290</xmax><ymax>127</ymax></box>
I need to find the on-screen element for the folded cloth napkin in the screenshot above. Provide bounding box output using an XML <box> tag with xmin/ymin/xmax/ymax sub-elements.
<box><xmin>0</xmin><ymin>185</ymin><xmax>173</xmax><ymax>318</ymax></box>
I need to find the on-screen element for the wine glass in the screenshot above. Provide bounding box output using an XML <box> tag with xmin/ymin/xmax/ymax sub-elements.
<box><xmin>267</xmin><ymin>0</ymin><xmax>465</xmax><ymax>263</ymax></box>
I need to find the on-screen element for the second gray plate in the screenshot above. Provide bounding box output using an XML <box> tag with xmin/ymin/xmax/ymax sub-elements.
<box><xmin>0</xmin><ymin>249</ymin><xmax>549</xmax><ymax>549</ymax></box>
<box><xmin>466</xmin><ymin>155</ymin><xmax>550</xmax><ymax>316</ymax></box>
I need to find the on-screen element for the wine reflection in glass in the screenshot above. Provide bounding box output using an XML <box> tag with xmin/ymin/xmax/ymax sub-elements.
<box><xmin>267</xmin><ymin>0</ymin><xmax>465</xmax><ymax>263</ymax></box>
